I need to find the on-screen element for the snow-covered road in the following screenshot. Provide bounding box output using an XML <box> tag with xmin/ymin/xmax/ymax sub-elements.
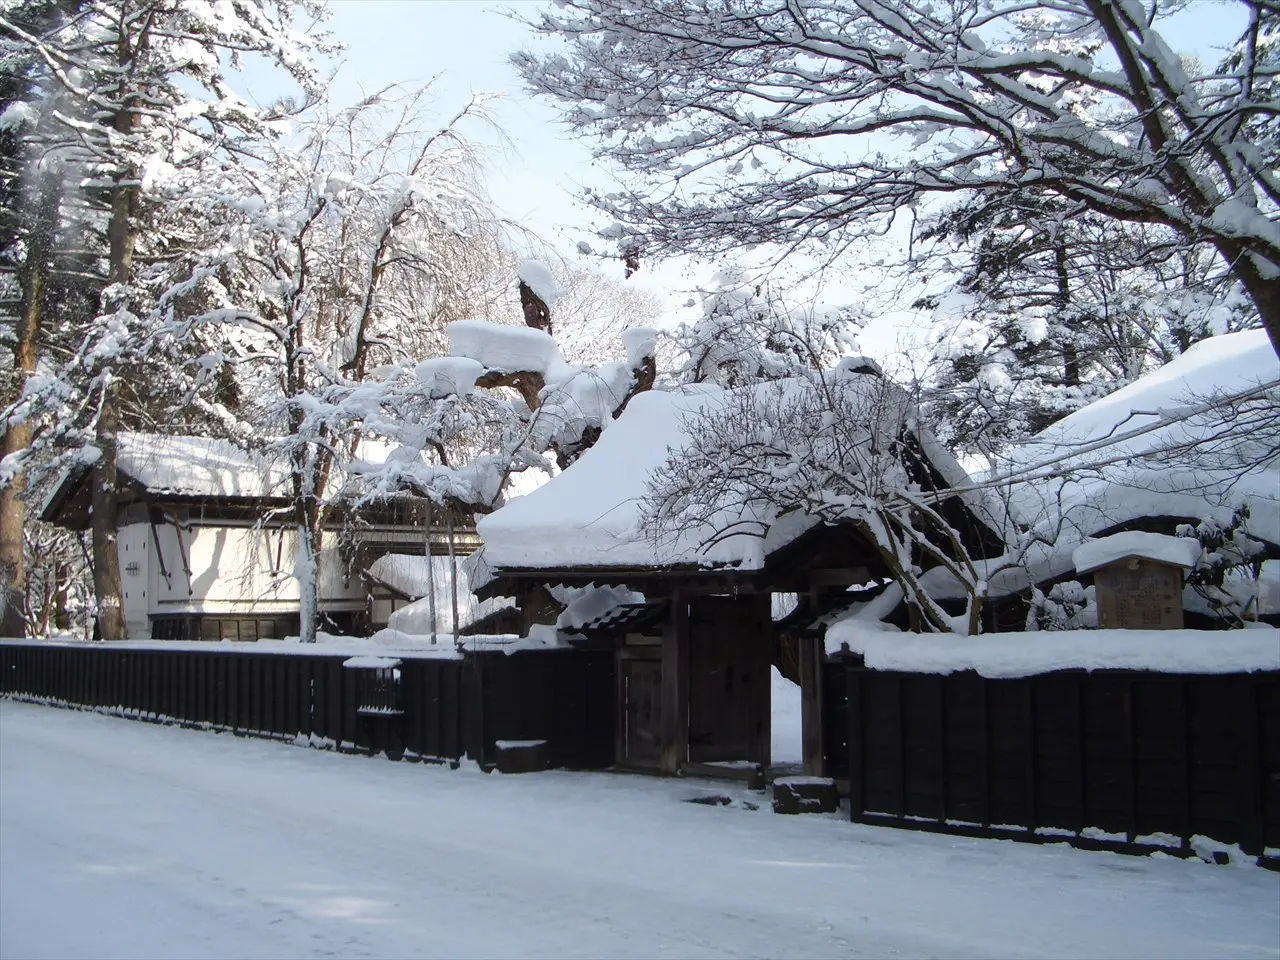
<box><xmin>2</xmin><ymin>700</ymin><xmax>1276</xmax><ymax>960</ymax></box>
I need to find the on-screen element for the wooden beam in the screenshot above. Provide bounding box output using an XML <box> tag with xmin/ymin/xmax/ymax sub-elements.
<box><xmin>755</xmin><ymin>592</ymin><xmax>772</xmax><ymax>772</ymax></box>
<box><xmin>806</xmin><ymin>567</ymin><xmax>872</xmax><ymax>587</ymax></box>
<box><xmin>660</xmin><ymin>588</ymin><xmax>689</xmax><ymax>775</ymax></box>
<box><xmin>800</xmin><ymin>634</ymin><xmax>826</xmax><ymax>776</ymax></box>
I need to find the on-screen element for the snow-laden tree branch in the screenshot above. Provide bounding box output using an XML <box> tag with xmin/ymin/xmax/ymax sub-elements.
<box><xmin>641</xmin><ymin>366</ymin><xmax>991</xmax><ymax>633</ymax></box>
<box><xmin>513</xmin><ymin>0</ymin><xmax>1280</xmax><ymax>353</ymax></box>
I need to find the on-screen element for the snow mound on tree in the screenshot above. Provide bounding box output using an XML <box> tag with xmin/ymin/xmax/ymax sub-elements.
<box><xmin>414</xmin><ymin>357</ymin><xmax>485</xmax><ymax>398</ymax></box>
<box><xmin>447</xmin><ymin>319</ymin><xmax>565</xmax><ymax>376</ymax></box>
<box><xmin>518</xmin><ymin>259</ymin><xmax>563</xmax><ymax>306</ymax></box>
<box><xmin>536</xmin><ymin>361</ymin><xmax>636</xmax><ymax>448</ymax></box>
<box><xmin>621</xmin><ymin>327</ymin><xmax>659</xmax><ymax>367</ymax></box>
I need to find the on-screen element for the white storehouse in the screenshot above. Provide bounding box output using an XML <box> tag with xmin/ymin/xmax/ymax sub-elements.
<box><xmin>40</xmin><ymin>433</ymin><xmax>477</xmax><ymax>640</ymax></box>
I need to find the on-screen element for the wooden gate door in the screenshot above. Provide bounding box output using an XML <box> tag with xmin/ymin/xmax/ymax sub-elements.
<box><xmin>687</xmin><ymin>596</ymin><xmax>771</xmax><ymax>765</ymax></box>
<box><xmin>620</xmin><ymin>653</ymin><xmax>663</xmax><ymax>767</ymax></box>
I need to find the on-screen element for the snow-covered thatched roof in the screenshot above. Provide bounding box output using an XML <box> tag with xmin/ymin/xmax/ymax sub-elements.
<box><xmin>477</xmin><ymin>367</ymin><xmax>983</xmax><ymax>573</ymax></box>
<box><xmin>114</xmin><ymin>432</ymin><xmax>290</xmax><ymax>499</ymax></box>
<box><xmin>40</xmin><ymin>432</ymin><xmax>292</xmax><ymax>526</ymax></box>
<box><xmin>997</xmin><ymin>329</ymin><xmax>1280</xmax><ymax>550</ymax></box>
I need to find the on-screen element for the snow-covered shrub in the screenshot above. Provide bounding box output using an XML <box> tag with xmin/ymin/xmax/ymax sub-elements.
<box><xmin>1031</xmin><ymin>580</ymin><xmax>1098</xmax><ymax>631</ymax></box>
<box><xmin>668</xmin><ymin>270</ymin><xmax>864</xmax><ymax>388</ymax></box>
<box><xmin>1178</xmin><ymin>507</ymin><xmax>1269</xmax><ymax>627</ymax></box>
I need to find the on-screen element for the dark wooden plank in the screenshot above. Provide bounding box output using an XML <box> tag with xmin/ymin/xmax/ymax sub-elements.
<box><xmin>1123</xmin><ymin>678</ymin><xmax>1137</xmax><ymax>841</ymax></box>
<box><xmin>216</xmin><ymin>654</ymin><xmax>229</xmax><ymax>728</ymax></box>
<box><xmin>847</xmin><ymin>663</ymin><xmax>864</xmax><ymax>819</ymax></box>
<box><xmin>893</xmin><ymin>675</ymin><xmax>906</xmax><ymax>818</ymax></box>
<box><xmin>1024</xmin><ymin>679</ymin><xmax>1037</xmax><ymax>830</ymax></box>
<box><xmin>424</xmin><ymin>660</ymin><xmax>441</xmax><ymax>758</ymax></box>
<box><xmin>1235</xmin><ymin>676</ymin><xmax>1265</xmax><ymax>856</ymax></box>
<box><xmin>660</xmin><ymin>590</ymin><xmax>690</xmax><ymax>776</ymax></box>
<box><xmin>443</xmin><ymin>660</ymin><xmax>461</xmax><ymax>761</ymax></box>
<box><xmin>901</xmin><ymin>674</ymin><xmax>944</xmax><ymax>821</ymax></box>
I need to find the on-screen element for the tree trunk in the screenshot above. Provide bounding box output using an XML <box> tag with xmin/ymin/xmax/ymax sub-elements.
<box><xmin>0</xmin><ymin>172</ymin><xmax>58</xmax><ymax>637</ymax></box>
<box><xmin>91</xmin><ymin>378</ymin><xmax>126</xmax><ymax>640</ymax></box>
<box><xmin>295</xmin><ymin>495</ymin><xmax>323</xmax><ymax>642</ymax></box>
<box><xmin>1056</xmin><ymin>241</ymin><xmax>1081</xmax><ymax>387</ymax></box>
<box><xmin>1223</xmin><ymin>245</ymin><xmax>1280</xmax><ymax>358</ymax></box>
<box><xmin>53</xmin><ymin>561</ymin><xmax>71</xmax><ymax>630</ymax></box>
<box><xmin>90</xmin><ymin>39</ymin><xmax>145</xmax><ymax>643</ymax></box>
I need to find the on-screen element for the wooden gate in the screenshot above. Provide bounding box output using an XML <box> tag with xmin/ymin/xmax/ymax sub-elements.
<box><xmin>618</xmin><ymin>652</ymin><xmax>663</xmax><ymax>768</ymax></box>
<box><xmin>687</xmin><ymin>596</ymin><xmax>771</xmax><ymax>766</ymax></box>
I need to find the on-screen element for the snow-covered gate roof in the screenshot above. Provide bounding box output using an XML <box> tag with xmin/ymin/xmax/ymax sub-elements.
<box><xmin>475</xmin><ymin>369</ymin><xmax>1001</xmax><ymax>587</ymax></box>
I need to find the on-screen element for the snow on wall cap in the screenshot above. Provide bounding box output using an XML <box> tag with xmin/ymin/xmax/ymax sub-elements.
<box><xmin>1073</xmin><ymin>531</ymin><xmax>1202</xmax><ymax>576</ymax></box>
<box><xmin>518</xmin><ymin>259</ymin><xmax>563</xmax><ymax>306</ymax></box>
<box><xmin>342</xmin><ymin>656</ymin><xmax>402</xmax><ymax>669</ymax></box>
<box><xmin>831</xmin><ymin>623</ymin><xmax>1280</xmax><ymax>678</ymax></box>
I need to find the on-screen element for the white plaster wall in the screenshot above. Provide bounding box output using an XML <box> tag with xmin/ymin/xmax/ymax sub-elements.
<box><xmin>148</xmin><ymin>523</ymin><xmax>365</xmax><ymax>615</ymax></box>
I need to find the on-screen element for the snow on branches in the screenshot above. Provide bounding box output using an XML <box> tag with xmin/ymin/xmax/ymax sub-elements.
<box><xmin>670</xmin><ymin>270</ymin><xmax>865</xmax><ymax>388</ymax></box>
<box><xmin>514</xmin><ymin>0</ymin><xmax>1280</xmax><ymax>353</ymax></box>
<box><xmin>641</xmin><ymin>365</ymin><xmax>991</xmax><ymax>633</ymax></box>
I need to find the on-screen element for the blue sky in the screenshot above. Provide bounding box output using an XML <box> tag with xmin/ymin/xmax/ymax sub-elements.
<box><xmin>322</xmin><ymin>1</ymin><xmax>609</xmax><ymax>254</ymax></box>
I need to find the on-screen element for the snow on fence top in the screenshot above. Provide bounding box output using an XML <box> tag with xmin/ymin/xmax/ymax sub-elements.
<box><xmin>1073</xmin><ymin>531</ymin><xmax>1202</xmax><ymax>575</ymax></box>
<box><xmin>995</xmin><ymin>329</ymin><xmax>1280</xmax><ymax>548</ymax></box>
<box><xmin>342</xmin><ymin>656</ymin><xmax>401</xmax><ymax>669</ymax></box>
<box><xmin>828</xmin><ymin>621</ymin><xmax>1280</xmax><ymax>678</ymax></box>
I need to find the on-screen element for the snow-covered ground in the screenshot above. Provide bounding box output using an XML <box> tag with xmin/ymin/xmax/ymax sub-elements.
<box><xmin>2</xmin><ymin>701</ymin><xmax>1277</xmax><ymax>960</ymax></box>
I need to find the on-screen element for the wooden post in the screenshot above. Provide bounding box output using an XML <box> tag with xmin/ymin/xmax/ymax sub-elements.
<box><xmin>847</xmin><ymin>662</ymin><xmax>864</xmax><ymax>820</ymax></box>
<box><xmin>425</xmin><ymin>506</ymin><xmax>437</xmax><ymax>644</ymax></box>
<box><xmin>800</xmin><ymin>634</ymin><xmax>826</xmax><ymax>776</ymax></box>
<box><xmin>749</xmin><ymin>591</ymin><xmax>772</xmax><ymax>773</ymax></box>
<box><xmin>660</xmin><ymin>589</ymin><xmax>689</xmax><ymax>776</ymax></box>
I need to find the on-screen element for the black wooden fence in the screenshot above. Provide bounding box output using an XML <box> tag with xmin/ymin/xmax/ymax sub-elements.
<box><xmin>826</xmin><ymin>655</ymin><xmax>1280</xmax><ymax>861</ymax></box>
<box><xmin>0</xmin><ymin>642</ymin><xmax>614</xmax><ymax>770</ymax></box>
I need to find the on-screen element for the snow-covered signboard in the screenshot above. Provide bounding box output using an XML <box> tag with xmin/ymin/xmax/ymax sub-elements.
<box><xmin>1074</xmin><ymin>533</ymin><xmax>1200</xmax><ymax>630</ymax></box>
